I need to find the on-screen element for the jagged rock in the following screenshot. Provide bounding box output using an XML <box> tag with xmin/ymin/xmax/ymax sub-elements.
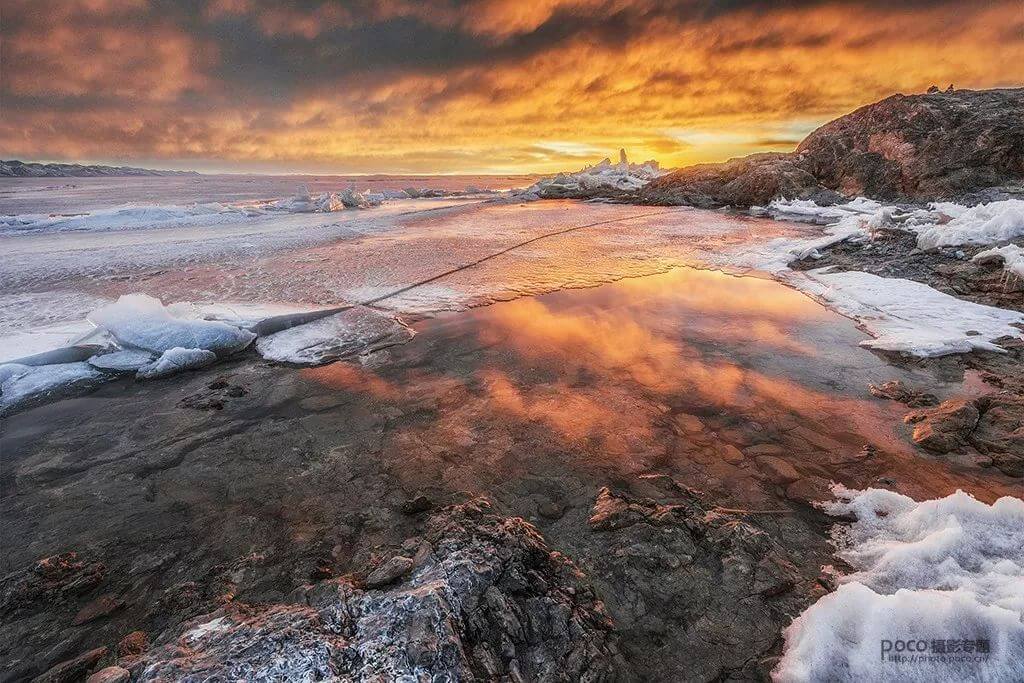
<box><xmin>117</xmin><ymin>631</ymin><xmax>149</xmax><ymax>658</ymax></box>
<box><xmin>785</xmin><ymin>477</ymin><xmax>832</xmax><ymax>506</ymax></box>
<box><xmin>128</xmin><ymin>499</ymin><xmax>622</xmax><ymax>681</ymax></box>
<box><xmin>869</xmin><ymin>380</ymin><xmax>939</xmax><ymax>407</ymax></box>
<box><xmin>31</xmin><ymin>647</ymin><xmax>107</xmax><ymax>683</ymax></box>
<box><xmin>905</xmin><ymin>398</ymin><xmax>980</xmax><ymax>452</ymax></box>
<box><xmin>641</xmin><ymin>88</ymin><xmax>1024</xmax><ymax>207</ymax></box>
<box><xmin>1</xmin><ymin>552</ymin><xmax>105</xmax><ymax>619</ymax></box>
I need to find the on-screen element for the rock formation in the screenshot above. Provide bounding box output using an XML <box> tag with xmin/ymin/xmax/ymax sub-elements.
<box><xmin>641</xmin><ymin>88</ymin><xmax>1024</xmax><ymax>207</ymax></box>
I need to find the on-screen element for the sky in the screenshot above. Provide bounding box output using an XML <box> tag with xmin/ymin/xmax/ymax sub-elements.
<box><xmin>2</xmin><ymin>0</ymin><xmax>1022</xmax><ymax>175</ymax></box>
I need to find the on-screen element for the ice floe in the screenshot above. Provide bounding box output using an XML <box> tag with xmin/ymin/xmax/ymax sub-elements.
<box><xmin>255</xmin><ymin>306</ymin><xmax>414</xmax><ymax>365</ymax></box>
<box><xmin>798</xmin><ymin>269</ymin><xmax>1024</xmax><ymax>356</ymax></box>
<box><xmin>137</xmin><ymin>347</ymin><xmax>217</xmax><ymax>380</ymax></box>
<box><xmin>87</xmin><ymin>349</ymin><xmax>157</xmax><ymax>372</ymax></box>
<box><xmin>87</xmin><ymin>294</ymin><xmax>256</xmax><ymax>356</ymax></box>
<box><xmin>0</xmin><ymin>361</ymin><xmax>105</xmax><ymax>415</ymax></box>
<box><xmin>775</xmin><ymin>487</ymin><xmax>1024</xmax><ymax>683</ymax></box>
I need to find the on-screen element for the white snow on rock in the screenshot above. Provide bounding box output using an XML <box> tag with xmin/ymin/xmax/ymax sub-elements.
<box><xmin>0</xmin><ymin>361</ymin><xmax>104</xmax><ymax>415</ymax></box>
<box><xmin>87</xmin><ymin>294</ymin><xmax>256</xmax><ymax>356</ymax></box>
<box><xmin>775</xmin><ymin>487</ymin><xmax>1024</xmax><ymax>683</ymax></box>
<box><xmin>88</xmin><ymin>349</ymin><xmax>157</xmax><ymax>372</ymax></box>
<box><xmin>256</xmin><ymin>306</ymin><xmax>414</xmax><ymax>365</ymax></box>
<box><xmin>972</xmin><ymin>244</ymin><xmax>1024</xmax><ymax>279</ymax></box>
<box><xmin>137</xmin><ymin>347</ymin><xmax>217</xmax><ymax>380</ymax></box>
<box><xmin>915</xmin><ymin>200</ymin><xmax>1024</xmax><ymax>250</ymax></box>
<box><xmin>798</xmin><ymin>269</ymin><xmax>1024</xmax><ymax>356</ymax></box>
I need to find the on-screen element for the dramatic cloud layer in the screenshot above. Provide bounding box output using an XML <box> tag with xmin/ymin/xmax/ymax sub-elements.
<box><xmin>2</xmin><ymin>0</ymin><xmax>1022</xmax><ymax>172</ymax></box>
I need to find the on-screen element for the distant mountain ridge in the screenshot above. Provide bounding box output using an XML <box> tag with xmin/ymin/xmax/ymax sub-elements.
<box><xmin>0</xmin><ymin>159</ymin><xmax>199</xmax><ymax>178</ymax></box>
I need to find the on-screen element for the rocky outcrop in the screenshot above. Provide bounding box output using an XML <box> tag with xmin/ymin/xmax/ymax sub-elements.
<box><xmin>905</xmin><ymin>398</ymin><xmax>981</xmax><ymax>452</ymax></box>
<box><xmin>641</xmin><ymin>88</ymin><xmax>1024</xmax><ymax>208</ymax></box>
<box><xmin>128</xmin><ymin>499</ymin><xmax>623</xmax><ymax>681</ymax></box>
<box><xmin>0</xmin><ymin>159</ymin><xmax>197</xmax><ymax>177</ymax></box>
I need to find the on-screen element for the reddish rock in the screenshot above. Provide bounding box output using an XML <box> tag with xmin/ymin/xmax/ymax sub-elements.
<box><xmin>905</xmin><ymin>399</ymin><xmax>980</xmax><ymax>453</ymax></box>
<box><xmin>31</xmin><ymin>646</ymin><xmax>107</xmax><ymax>683</ymax></box>
<box><xmin>73</xmin><ymin>594</ymin><xmax>123</xmax><ymax>625</ymax></box>
<box><xmin>755</xmin><ymin>456</ymin><xmax>801</xmax><ymax>485</ymax></box>
<box><xmin>718</xmin><ymin>444</ymin><xmax>746</xmax><ymax>465</ymax></box>
<box><xmin>86</xmin><ymin>666</ymin><xmax>130</xmax><ymax>683</ymax></box>
<box><xmin>785</xmin><ymin>477</ymin><xmax>833</xmax><ymax>506</ymax></box>
<box><xmin>743</xmin><ymin>443</ymin><xmax>785</xmax><ymax>458</ymax></box>
<box><xmin>116</xmin><ymin>631</ymin><xmax>149</xmax><ymax>658</ymax></box>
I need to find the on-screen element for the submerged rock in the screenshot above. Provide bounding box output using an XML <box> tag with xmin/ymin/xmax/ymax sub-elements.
<box><xmin>642</xmin><ymin>88</ymin><xmax>1024</xmax><ymax>207</ymax></box>
<box><xmin>128</xmin><ymin>499</ymin><xmax>623</xmax><ymax>681</ymax></box>
<box><xmin>868</xmin><ymin>379</ymin><xmax>939</xmax><ymax>407</ymax></box>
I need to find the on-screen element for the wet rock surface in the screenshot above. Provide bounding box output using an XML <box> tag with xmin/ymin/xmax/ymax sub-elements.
<box><xmin>641</xmin><ymin>88</ymin><xmax>1024</xmax><ymax>207</ymax></box>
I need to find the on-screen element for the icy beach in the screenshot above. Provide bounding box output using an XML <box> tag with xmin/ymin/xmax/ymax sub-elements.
<box><xmin>2</xmin><ymin>172</ymin><xmax>1023</xmax><ymax>681</ymax></box>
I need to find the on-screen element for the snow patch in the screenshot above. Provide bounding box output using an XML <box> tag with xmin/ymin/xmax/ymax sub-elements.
<box><xmin>775</xmin><ymin>487</ymin><xmax>1024</xmax><ymax>682</ymax></box>
<box><xmin>88</xmin><ymin>349</ymin><xmax>156</xmax><ymax>372</ymax></box>
<box><xmin>798</xmin><ymin>269</ymin><xmax>1024</xmax><ymax>356</ymax></box>
<box><xmin>915</xmin><ymin>200</ymin><xmax>1024</xmax><ymax>250</ymax></box>
<box><xmin>972</xmin><ymin>244</ymin><xmax>1024</xmax><ymax>279</ymax></box>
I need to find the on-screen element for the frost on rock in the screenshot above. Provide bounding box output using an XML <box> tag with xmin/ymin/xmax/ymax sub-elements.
<box><xmin>972</xmin><ymin>244</ymin><xmax>1024</xmax><ymax>279</ymax></box>
<box><xmin>88</xmin><ymin>349</ymin><xmax>156</xmax><ymax>372</ymax></box>
<box><xmin>775</xmin><ymin>487</ymin><xmax>1024</xmax><ymax>683</ymax></box>
<box><xmin>0</xmin><ymin>362</ymin><xmax>104</xmax><ymax>415</ymax></box>
<box><xmin>800</xmin><ymin>269</ymin><xmax>1024</xmax><ymax>357</ymax></box>
<box><xmin>520</xmin><ymin>151</ymin><xmax>666</xmax><ymax>199</ymax></box>
<box><xmin>87</xmin><ymin>294</ymin><xmax>256</xmax><ymax>356</ymax></box>
<box><xmin>136</xmin><ymin>347</ymin><xmax>217</xmax><ymax>380</ymax></box>
<box><xmin>255</xmin><ymin>306</ymin><xmax>413</xmax><ymax>365</ymax></box>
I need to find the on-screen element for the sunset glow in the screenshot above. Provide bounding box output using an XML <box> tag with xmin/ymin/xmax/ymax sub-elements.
<box><xmin>4</xmin><ymin>0</ymin><xmax>1023</xmax><ymax>173</ymax></box>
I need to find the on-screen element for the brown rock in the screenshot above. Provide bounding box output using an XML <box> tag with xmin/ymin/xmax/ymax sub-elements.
<box><xmin>743</xmin><ymin>443</ymin><xmax>785</xmax><ymax>458</ymax></box>
<box><xmin>117</xmin><ymin>630</ymin><xmax>149</xmax><ymax>658</ymax></box>
<box><xmin>868</xmin><ymin>380</ymin><xmax>938</xmax><ymax>407</ymax></box>
<box><xmin>365</xmin><ymin>555</ymin><xmax>414</xmax><ymax>587</ymax></box>
<box><xmin>73</xmin><ymin>593</ymin><xmax>123</xmax><ymax>625</ymax></box>
<box><xmin>31</xmin><ymin>647</ymin><xmax>107</xmax><ymax>683</ymax></box>
<box><xmin>785</xmin><ymin>477</ymin><xmax>832</xmax><ymax>506</ymax></box>
<box><xmin>673</xmin><ymin>413</ymin><xmax>704</xmax><ymax>434</ymax></box>
<box><xmin>906</xmin><ymin>399</ymin><xmax>980</xmax><ymax>453</ymax></box>
<box><xmin>718</xmin><ymin>444</ymin><xmax>746</xmax><ymax>465</ymax></box>
<box><xmin>538</xmin><ymin>501</ymin><xmax>565</xmax><ymax>519</ymax></box>
<box><xmin>86</xmin><ymin>667</ymin><xmax>130</xmax><ymax>683</ymax></box>
<box><xmin>755</xmin><ymin>456</ymin><xmax>801</xmax><ymax>485</ymax></box>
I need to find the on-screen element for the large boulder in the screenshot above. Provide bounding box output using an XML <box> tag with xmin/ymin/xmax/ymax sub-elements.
<box><xmin>641</xmin><ymin>88</ymin><xmax>1024</xmax><ymax>207</ymax></box>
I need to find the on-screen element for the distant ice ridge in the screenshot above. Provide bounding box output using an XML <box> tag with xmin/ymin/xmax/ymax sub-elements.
<box><xmin>0</xmin><ymin>186</ymin><xmax>494</xmax><ymax>236</ymax></box>
<box><xmin>775</xmin><ymin>487</ymin><xmax>1024</xmax><ymax>683</ymax></box>
<box><xmin>518</xmin><ymin>149</ymin><xmax>666</xmax><ymax>199</ymax></box>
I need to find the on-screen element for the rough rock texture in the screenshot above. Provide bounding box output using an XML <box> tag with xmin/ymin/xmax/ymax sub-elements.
<box><xmin>869</xmin><ymin>380</ymin><xmax>939</xmax><ymax>407</ymax></box>
<box><xmin>905</xmin><ymin>398</ymin><xmax>981</xmax><ymax>452</ymax></box>
<box><xmin>641</xmin><ymin>88</ymin><xmax>1024</xmax><ymax>207</ymax></box>
<box><xmin>582</xmin><ymin>481</ymin><xmax>817</xmax><ymax>681</ymax></box>
<box><xmin>128</xmin><ymin>499</ymin><xmax>624</xmax><ymax>681</ymax></box>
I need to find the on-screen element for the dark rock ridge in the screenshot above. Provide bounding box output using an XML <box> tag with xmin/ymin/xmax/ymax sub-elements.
<box><xmin>126</xmin><ymin>498</ymin><xmax>624</xmax><ymax>681</ymax></box>
<box><xmin>641</xmin><ymin>88</ymin><xmax>1024</xmax><ymax>207</ymax></box>
<box><xmin>0</xmin><ymin>160</ymin><xmax>198</xmax><ymax>178</ymax></box>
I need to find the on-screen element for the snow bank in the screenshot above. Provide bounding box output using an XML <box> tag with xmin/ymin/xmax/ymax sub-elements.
<box><xmin>521</xmin><ymin>150</ymin><xmax>665</xmax><ymax>198</ymax></box>
<box><xmin>775</xmin><ymin>487</ymin><xmax>1024</xmax><ymax>682</ymax></box>
<box><xmin>0</xmin><ymin>362</ymin><xmax>104</xmax><ymax>415</ymax></box>
<box><xmin>916</xmin><ymin>200</ymin><xmax>1024</xmax><ymax>250</ymax></box>
<box><xmin>972</xmin><ymin>244</ymin><xmax>1024</xmax><ymax>279</ymax></box>
<box><xmin>255</xmin><ymin>306</ymin><xmax>414</xmax><ymax>365</ymax></box>
<box><xmin>800</xmin><ymin>269</ymin><xmax>1024</xmax><ymax>356</ymax></box>
<box><xmin>137</xmin><ymin>347</ymin><xmax>217</xmax><ymax>380</ymax></box>
<box><xmin>87</xmin><ymin>294</ymin><xmax>256</xmax><ymax>356</ymax></box>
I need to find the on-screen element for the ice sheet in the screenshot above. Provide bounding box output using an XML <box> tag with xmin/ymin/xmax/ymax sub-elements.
<box><xmin>255</xmin><ymin>306</ymin><xmax>414</xmax><ymax>365</ymax></box>
<box><xmin>775</xmin><ymin>487</ymin><xmax>1024</xmax><ymax>682</ymax></box>
<box><xmin>137</xmin><ymin>347</ymin><xmax>218</xmax><ymax>379</ymax></box>
<box><xmin>0</xmin><ymin>362</ymin><xmax>105</xmax><ymax>415</ymax></box>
